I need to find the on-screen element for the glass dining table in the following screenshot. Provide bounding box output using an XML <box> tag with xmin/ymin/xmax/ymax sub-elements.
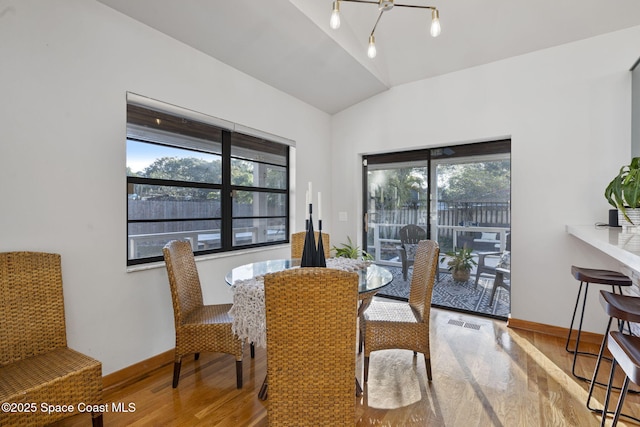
<box><xmin>225</xmin><ymin>258</ymin><xmax>392</xmax><ymax>298</ymax></box>
<box><xmin>225</xmin><ymin>258</ymin><xmax>393</xmax><ymax>399</ymax></box>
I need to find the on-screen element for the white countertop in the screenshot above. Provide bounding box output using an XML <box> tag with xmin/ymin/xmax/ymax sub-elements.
<box><xmin>566</xmin><ymin>224</ymin><xmax>640</xmax><ymax>272</ymax></box>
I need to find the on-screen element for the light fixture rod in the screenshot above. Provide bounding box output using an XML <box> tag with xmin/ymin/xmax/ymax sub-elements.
<box><xmin>370</xmin><ymin>10</ymin><xmax>385</xmax><ymax>37</ymax></box>
<box><xmin>339</xmin><ymin>0</ymin><xmax>436</xmax><ymax>11</ymax></box>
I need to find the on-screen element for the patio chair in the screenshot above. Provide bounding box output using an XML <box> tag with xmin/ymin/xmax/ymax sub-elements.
<box><xmin>474</xmin><ymin>233</ymin><xmax>510</xmax><ymax>295</ymax></box>
<box><xmin>0</xmin><ymin>252</ymin><xmax>103</xmax><ymax>427</ymax></box>
<box><xmin>163</xmin><ymin>240</ymin><xmax>244</xmax><ymax>389</ymax></box>
<box><xmin>264</xmin><ymin>268</ymin><xmax>358</xmax><ymax>425</ymax></box>
<box><xmin>397</xmin><ymin>224</ymin><xmax>427</xmax><ymax>280</ymax></box>
<box><xmin>474</xmin><ymin>251</ymin><xmax>502</xmax><ymax>287</ymax></box>
<box><xmin>290</xmin><ymin>231</ymin><xmax>330</xmax><ymax>260</ymax></box>
<box><xmin>363</xmin><ymin>240</ymin><xmax>439</xmax><ymax>384</ymax></box>
<box><xmin>475</xmin><ymin>250</ymin><xmax>510</xmax><ymax>303</ymax></box>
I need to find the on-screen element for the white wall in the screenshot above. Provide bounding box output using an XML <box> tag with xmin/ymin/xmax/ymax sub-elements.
<box><xmin>331</xmin><ymin>26</ymin><xmax>640</xmax><ymax>333</ymax></box>
<box><xmin>0</xmin><ymin>0</ymin><xmax>331</xmax><ymax>375</ymax></box>
<box><xmin>3</xmin><ymin>0</ymin><xmax>639</xmax><ymax>377</ymax></box>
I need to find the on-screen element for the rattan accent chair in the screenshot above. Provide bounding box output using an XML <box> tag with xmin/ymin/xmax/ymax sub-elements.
<box><xmin>0</xmin><ymin>252</ymin><xmax>103</xmax><ymax>427</ymax></box>
<box><xmin>264</xmin><ymin>268</ymin><xmax>358</xmax><ymax>426</ymax></box>
<box><xmin>162</xmin><ymin>240</ymin><xmax>244</xmax><ymax>389</ymax></box>
<box><xmin>362</xmin><ymin>240</ymin><xmax>439</xmax><ymax>384</ymax></box>
<box><xmin>290</xmin><ymin>231</ymin><xmax>330</xmax><ymax>260</ymax></box>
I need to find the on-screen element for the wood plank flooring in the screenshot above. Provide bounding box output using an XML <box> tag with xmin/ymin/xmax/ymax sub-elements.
<box><xmin>52</xmin><ymin>306</ymin><xmax>640</xmax><ymax>426</ymax></box>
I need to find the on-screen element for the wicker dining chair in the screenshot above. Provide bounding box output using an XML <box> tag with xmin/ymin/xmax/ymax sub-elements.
<box><xmin>290</xmin><ymin>231</ymin><xmax>330</xmax><ymax>260</ymax></box>
<box><xmin>163</xmin><ymin>240</ymin><xmax>244</xmax><ymax>389</ymax></box>
<box><xmin>0</xmin><ymin>252</ymin><xmax>103</xmax><ymax>427</ymax></box>
<box><xmin>362</xmin><ymin>239</ymin><xmax>439</xmax><ymax>384</ymax></box>
<box><xmin>264</xmin><ymin>268</ymin><xmax>358</xmax><ymax>426</ymax></box>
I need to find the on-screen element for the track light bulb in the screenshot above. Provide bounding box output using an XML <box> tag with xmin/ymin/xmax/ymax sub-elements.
<box><xmin>330</xmin><ymin>1</ymin><xmax>341</xmax><ymax>30</ymax></box>
<box><xmin>367</xmin><ymin>35</ymin><xmax>377</xmax><ymax>59</ymax></box>
<box><xmin>430</xmin><ymin>9</ymin><xmax>441</xmax><ymax>37</ymax></box>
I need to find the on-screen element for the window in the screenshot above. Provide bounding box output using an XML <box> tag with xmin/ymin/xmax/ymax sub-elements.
<box><xmin>126</xmin><ymin>100</ymin><xmax>290</xmax><ymax>265</ymax></box>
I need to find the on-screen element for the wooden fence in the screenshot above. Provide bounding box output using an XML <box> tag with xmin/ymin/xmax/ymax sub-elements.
<box><xmin>368</xmin><ymin>201</ymin><xmax>510</xmax><ymax>263</ymax></box>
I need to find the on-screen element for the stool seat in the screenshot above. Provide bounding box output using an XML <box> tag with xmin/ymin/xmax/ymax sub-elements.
<box><xmin>571</xmin><ymin>266</ymin><xmax>632</xmax><ymax>286</ymax></box>
<box><xmin>587</xmin><ymin>291</ymin><xmax>640</xmax><ymax>422</ymax></box>
<box><xmin>600</xmin><ymin>291</ymin><xmax>640</xmax><ymax>323</ymax></box>
<box><xmin>600</xmin><ymin>332</ymin><xmax>640</xmax><ymax>426</ymax></box>
<box><xmin>567</xmin><ymin>266</ymin><xmax>632</xmax><ymax>384</ymax></box>
<box><xmin>609</xmin><ymin>332</ymin><xmax>640</xmax><ymax>384</ymax></box>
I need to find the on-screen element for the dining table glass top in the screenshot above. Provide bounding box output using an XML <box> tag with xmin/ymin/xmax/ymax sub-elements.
<box><xmin>225</xmin><ymin>258</ymin><xmax>393</xmax><ymax>295</ymax></box>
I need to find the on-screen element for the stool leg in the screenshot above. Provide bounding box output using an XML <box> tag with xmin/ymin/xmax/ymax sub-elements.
<box><xmin>611</xmin><ymin>376</ymin><xmax>631</xmax><ymax>427</ymax></box>
<box><xmin>601</xmin><ymin>359</ymin><xmax>618</xmax><ymax>427</ymax></box>
<box><xmin>566</xmin><ymin>281</ymin><xmax>586</xmax><ymax>353</ymax></box>
<box><xmin>588</xmin><ymin>317</ymin><xmax>613</xmax><ymax>412</ymax></box>
<box><xmin>572</xmin><ymin>282</ymin><xmax>591</xmax><ymax>379</ymax></box>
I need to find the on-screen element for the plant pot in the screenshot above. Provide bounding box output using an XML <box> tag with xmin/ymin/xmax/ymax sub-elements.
<box><xmin>618</xmin><ymin>231</ymin><xmax>640</xmax><ymax>251</ymax></box>
<box><xmin>618</xmin><ymin>208</ymin><xmax>640</xmax><ymax>230</ymax></box>
<box><xmin>452</xmin><ymin>269</ymin><xmax>470</xmax><ymax>282</ymax></box>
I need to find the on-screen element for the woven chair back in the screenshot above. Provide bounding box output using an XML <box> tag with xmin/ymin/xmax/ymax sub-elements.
<box><xmin>0</xmin><ymin>252</ymin><xmax>67</xmax><ymax>365</ymax></box>
<box><xmin>163</xmin><ymin>240</ymin><xmax>205</xmax><ymax>328</ymax></box>
<box><xmin>408</xmin><ymin>240</ymin><xmax>440</xmax><ymax>321</ymax></box>
<box><xmin>290</xmin><ymin>231</ymin><xmax>330</xmax><ymax>260</ymax></box>
<box><xmin>265</xmin><ymin>268</ymin><xmax>358</xmax><ymax>426</ymax></box>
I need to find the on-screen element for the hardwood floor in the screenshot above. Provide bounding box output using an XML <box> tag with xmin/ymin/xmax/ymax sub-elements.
<box><xmin>53</xmin><ymin>306</ymin><xmax>640</xmax><ymax>426</ymax></box>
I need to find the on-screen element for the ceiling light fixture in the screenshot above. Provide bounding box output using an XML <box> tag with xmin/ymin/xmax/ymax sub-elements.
<box><xmin>330</xmin><ymin>0</ymin><xmax>441</xmax><ymax>59</ymax></box>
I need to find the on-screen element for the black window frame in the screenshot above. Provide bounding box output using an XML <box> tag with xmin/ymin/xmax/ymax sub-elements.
<box><xmin>126</xmin><ymin>103</ymin><xmax>290</xmax><ymax>266</ymax></box>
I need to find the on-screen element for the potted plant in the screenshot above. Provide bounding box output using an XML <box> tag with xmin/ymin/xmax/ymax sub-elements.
<box><xmin>605</xmin><ymin>157</ymin><xmax>640</xmax><ymax>226</ymax></box>
<box><xmin>332</xmin><ymin>236</ymin><xmax>373</xmax><ymax>260</ymax></box>
<box><xmin>440</xmin><ymin>246</ymin><xmax>477</xmax><ymax>282</ymax></box>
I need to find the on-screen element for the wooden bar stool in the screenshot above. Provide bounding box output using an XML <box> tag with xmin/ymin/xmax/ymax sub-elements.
<box><xmin>566</xmin><ymin>266</ymin><xmax>632</xmax><ymax>382</ymax></box>
<box><xmin>600</xmin><ymin>331</ymin><xmax>640</xmax><ymax>426</ymax></box>
<box><xmin>587</xmin><ymin>291</ymin><xmax>640</xmax><ymax>421</ymax></box>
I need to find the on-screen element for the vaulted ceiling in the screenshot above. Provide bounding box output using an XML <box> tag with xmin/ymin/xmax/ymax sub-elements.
<box><xmin>97</xmin><ymin>0</ymin><xmax>640</xmax><ymax>114</ymax></box>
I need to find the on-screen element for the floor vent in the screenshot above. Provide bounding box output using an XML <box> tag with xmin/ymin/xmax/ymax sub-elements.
<box><xmin>448</xmin><ymin>318</ymin><xmax>481</xmax><ymax>330</ymax></box>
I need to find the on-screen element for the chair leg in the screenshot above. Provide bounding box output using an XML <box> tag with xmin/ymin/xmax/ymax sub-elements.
<box><xmin>364</xmin><ymin>356</ymin><xmax>370</xmax><ymax>382</ymax></box>
<box><xmin>172</xmin><ymin>360</ymin><xmax>182</xmax><ymax>388</ymax></box>
<box><xmin>236</xmin><ymin>360</ymin><xmax>243</xmax><ymax>389</ymax></box>
<box><xmin>92</xmin><ymin>413</ymin><xmax>104</xmax><ymax>427</ymax></box>
<box><xmin>194</xmin><ymin>352</ymin><xmax>200</xmax><ymax>360</ymax></box>
<box><xmin>258</xmin><ymin>375</ymin><xmax>268</xmax><ymax>400</ymax></box>
<box><xmin>489</xmin><ymin>272</ymin><xmax>504</xmax><ymax>306</ymax></box>
<box><xmin>424</xmin><ymin>355</ymin><xmax>432</xmax><ymax>381</ymax></box>
<box><xmin>250</xmin><ymin>342</ymin><xmax>255</xmax><ymax>359</ymax></box>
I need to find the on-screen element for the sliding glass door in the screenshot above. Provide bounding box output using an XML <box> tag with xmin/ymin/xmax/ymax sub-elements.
<box><xmin>363</xmin><ymin>151</ymin><xmax>430</xmax><ymax>269</ymax></box>
<box><xmin>363</xmin><ymin>141</ymin><xmax>511</xmax><ymax>320</ymax></box>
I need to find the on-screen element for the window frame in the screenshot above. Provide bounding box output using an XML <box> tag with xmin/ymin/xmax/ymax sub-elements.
<box><xmin>126</xmin><ymin>98</ymin><xmax>291</xmax><ymax>266</ymax></box>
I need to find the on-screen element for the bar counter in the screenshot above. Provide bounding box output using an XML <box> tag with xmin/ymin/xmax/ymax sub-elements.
<box><xmin>566</xmin><ymin>224</ymin><xmax>640</xmax><ymax>272</ymax></box>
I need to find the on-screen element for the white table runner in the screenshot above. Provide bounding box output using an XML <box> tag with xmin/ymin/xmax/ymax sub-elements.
<box><xmin>229</xmin><ymin>258</ymin><xmax>370</xmax><ymax>348</ymax></box>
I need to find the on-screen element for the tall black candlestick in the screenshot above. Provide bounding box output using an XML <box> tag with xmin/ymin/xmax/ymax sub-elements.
<box><xmin>301</xmin><ymin>204</ymin><xmax>317</xmax><ymax>267</ymax></box>
<box><xmin>315</xmin><ymin>219</ymin><xmax>326</xmax><ymax>267</ymax></box>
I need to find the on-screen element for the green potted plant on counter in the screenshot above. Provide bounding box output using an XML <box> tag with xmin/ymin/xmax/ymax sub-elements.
<box><xmin>440</xmin><ymin>246</ymin><xmax>477</xmax><ymax>282</ymax></box>
<box><xmin>605</xmin><ymin>157</ymin><xmax>640</xmax><ymax>226</ymax></box>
